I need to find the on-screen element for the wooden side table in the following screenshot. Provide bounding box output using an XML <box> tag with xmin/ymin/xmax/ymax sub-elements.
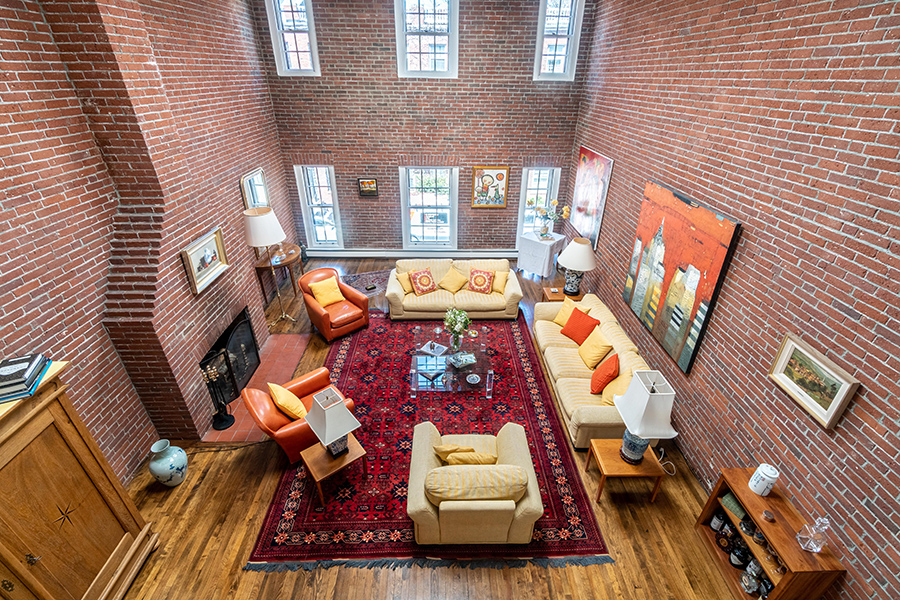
<box><xmin>254</xmin><ymin>242</ymin><xmax>304</xmax><ymax>301</ymax></box>
<box><xmin>586</xmin><ymin>438</ymin><xmax>665</xmax><ymax>503</ymax></box>
<box><xmin>300</xmin><ymin>433</ymin><xmax>367</xmax><ymax>505</ymax></box>
<box><xmin>541</xmin><ymin>286</ymin><xmax>584</xmax><ymax>303</ymax></box>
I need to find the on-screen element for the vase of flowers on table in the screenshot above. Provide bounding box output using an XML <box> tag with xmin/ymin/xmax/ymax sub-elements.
<box><xmin>530</xmin><ymin>199</ymin><xmax>571</xmax><ymax>236</ymax></box>
<box><xmin>444</xmin><ymin>308</ymin><xmax>471</xmax><ymax>353</ymax></box>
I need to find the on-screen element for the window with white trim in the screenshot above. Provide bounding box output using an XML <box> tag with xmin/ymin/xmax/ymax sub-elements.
<box><xmin>394</xmin><ymin>0</ymin><xmax>459</xmax><ymax>78</ymax></box>
<box><xmin>516</xmin><ymin>167</ymin><xmax>561</xmax><ymax>242</ymax></box>
<box><xmin>400</xmin><ymin>167</ymin><xmax>458</xmax><ymax>249</ymax></box>
<box><xmin>294</xmin><ymin>166</ymin><xmax>343</xmax><ymax>248</ymax></box>
<box><xmin>533</xmin><ymin>0</ymin><xmax>585</xmax><ymax>81</ymax></box>
<box><xmin>265</xmin><ymin>0</ymin><xmax>321</xmax><ymax>76</ymax></box>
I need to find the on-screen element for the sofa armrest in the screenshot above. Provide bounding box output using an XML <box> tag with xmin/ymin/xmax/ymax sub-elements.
<box><xmin>568</xmin><ymin>404</ymin><xmax>628</xmax><ymax>448</ymax></box>
<box><xmin>534</xmin><ymin>301</ymin><xmax>562</xmax><ymax>323</ymax></box>
<box><xmin>385</xmin><ymin>269</ymin><xmax>406</xmax><ymax>313</ymax></box>
<box><xmin>406</xmin><ymin>422</ymin><xmax>443</xmax><ymax>536</ymax></box>
<box><xmin>503</xmin><ymin>271</ymin><xmax>523</xmax><ymax>314</ymax></box>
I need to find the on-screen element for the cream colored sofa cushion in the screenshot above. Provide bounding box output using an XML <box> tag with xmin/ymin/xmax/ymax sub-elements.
<box><xmin>401</xmin><ymin>289</ymin><xmax>455</xmax><ymax>312</ymax></box>
<box><xmin>555</xmin><ymin>377</ymin><xmax>601</xmax><ymax>418</ymax></box>
<box><xmin>533</xmin><ymin>320</ymin><xmax>578</xmax><ymax>352</ymax></box>
<box><xmin>601</xmin><ymin>321</ymin><xmax>638</xmax><ymax>354</ymax></box>
<box><xmin>396</xmin><ymin>259</ymin><xmax>453</xmax><ymax>282</ymax></box>
<box><xmin>544</xmin><ymin>346</ymin><xmax>594</xmax><ymax>381</ymax></box>
<box><xmin>453</xmin><ymin>290</ymin><xmax>506</xmax><ymax>311</ymax></box>
<box><xmin>452</xmin><ymin>259</ymin><xmax>510</xmax><ymax>278</ymax></box>
<box><xmin>424</xmin><ymin>465</ymin><xmax>528</xmax><ymax>505</ymax></box>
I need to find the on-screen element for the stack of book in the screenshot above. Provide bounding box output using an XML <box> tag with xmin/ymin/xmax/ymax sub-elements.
<box><xmin>0</xmin><ymin>354</ymin><xmax>52</xmax><ymax>404</ymax></box>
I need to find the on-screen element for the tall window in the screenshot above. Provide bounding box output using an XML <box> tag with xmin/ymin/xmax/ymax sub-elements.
<box><xmin>517</xmin><ymin>167</ymin><xmax>561</xmax><ymax>242</ymax></box>
<box><xmin>533</xmin><ymin>0</ymin><xmax>585</xmax><ymax>81</ymax></box>
<box><xmin>295</xmin><ymin>166</ymin><xmax>343</xmax><ymax>248</ymax></box>
<box><xmin>400</xmin><ymin>167</ymin><xmax>458</xmax><ymax>249</ymax></box>
<box><xmin>265</xmin><ymin>0</ymin><xmax>321</xmax><ymax>76</ymax></box>
<box><xmin>394</xmin><ymin>0</ymin><xmax>459</xmax><ymax>78</ymax></box>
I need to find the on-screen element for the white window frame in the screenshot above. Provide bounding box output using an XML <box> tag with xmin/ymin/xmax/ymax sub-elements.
<box><xmin>399</xmin><ymin>166</ymin><xmax>459</xmax><ymax>250</ymax></box>
<box><xmin>516</xmin><ymin>167</ymin><xmax>561</xmax><ymax>247</ymax></box>
<box><xmin>394</xmin><ymin>0</ymin><xmax>459</xmax><ymax>79</ymax></box>
<box><xmin>294</xmin><ymin>165</ymin><xmax>343</xmax><ymax>249</ymax></box>
<box><xmin>533</xmin><ymin>0</ymin><xmax>585</xmax><ymax>82</ymax></box>
<box><xmin>265</xmin><ymin>0</ymin><xmax>321</xmax><ymax>77</ymax></box>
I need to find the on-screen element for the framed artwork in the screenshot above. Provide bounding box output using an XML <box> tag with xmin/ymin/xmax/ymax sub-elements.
<box><xmin>180</xmin><ymin>227</ymin><xmax>230</xmax><ymax>295</ymax></box>
<box><xmin>358</xmin><ymin>178</ymin><xmax>378</xmax><ymax>196</ymax></box>
<box><xmin>769</xmin><ymin>332</ymin><xmax>860</xmax><ymax>429</ymax></box>
<box><xmin>622</xmin><ymin>181</ymin><xmax>741</xmax><ymax>374</ymax></box>
<box><xmin>472</xmin><ymin>166</ymin><xmax>509</xmax><ymax>208</ymax></box>
<box><xmin>240</xmin><ymin>168</ymin><xmax>269</xmax><ymax>210</ymax></box>
<box><xmin>571</xmin><ymin>146</ymin><xmax>613</xmax><ymax>249</ymax></box>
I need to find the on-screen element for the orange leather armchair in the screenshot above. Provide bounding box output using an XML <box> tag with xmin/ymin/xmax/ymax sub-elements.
<box><xmin>240</xmin><ymin>367</ymin><xmax>356</xmax><ymax>464</ymax></box>
<box><xmin>299</xmin><ymin>267</ymin><xmax>369</xmax><ymax>342</ymax></box>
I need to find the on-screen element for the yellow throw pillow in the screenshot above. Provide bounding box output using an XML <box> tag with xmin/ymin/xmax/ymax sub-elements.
<box><xmin>578</xmin><ymin>327</ymin><xmax>613</xmax><ymax>369</ymax></box>
<box><xmin>446</xmin><ymin>452</ymin><xmax>498</xmax><ymax>465</ymax></box>
<box><xmin>553</xmin><ymin>297</ymin><xmax>590</xmax><ymax>327</ymax></box>
<box><xmin>433</xmin><ymin>444</ymin><xmax>476</xmax><ymax>461</ymax></box>
<box><xmin>308</xmin><ymin>276</ymin><xmax>345</xmax><ymax>307</ymax></box>
<box><xmin>438</xmin><ymin>268</ymin><xmax>468</xmax><ymax>293</ymax></box>
<box><xmin>267</xmin><ymin>383</ymin><xmax>308</xmax><ymax>420</ymax></box>
<box><xmin>397</xmin><ymin>271</ymin><xmax>413</xmax><ymax>294</ymax></box>
<box><xmin>492</xmin><ymin>270</ymin><xmax>509</xmax><ymax>293</ymax></box>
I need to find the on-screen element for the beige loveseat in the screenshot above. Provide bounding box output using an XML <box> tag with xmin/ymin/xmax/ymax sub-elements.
<box><xmin>533</xmin><ymin>294</ymin><xmax>651</xmax><ymax>448</ymax></box>
<box><xmin>386</xmin><ymin>259</ymin><xmax>522</xmax><ymax>320</ymax></box>
<box><xmin>407</xmin><ymin>421</ymin><xmax>543</xmax><ymax>545</ymax></box>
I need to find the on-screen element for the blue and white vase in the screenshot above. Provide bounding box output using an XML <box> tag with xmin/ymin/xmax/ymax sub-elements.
<box><xmin>148</xmin><ymin>439</ymin><xmax>188</xmax><ymax>487</ymax></box>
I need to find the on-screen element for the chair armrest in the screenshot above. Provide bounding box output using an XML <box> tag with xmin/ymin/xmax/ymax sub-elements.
<box><xmin>385</xmin><ymin>269</ymin><xmax>406</xmax><ymax>311</ymax></box>
<box><xmin>495</xmin><ymin>423</ymin><xmax>544</xmax><ymax>525</ymax></box>
<box><xmin>407</xmin><ymin>422</ymin><xmax>442</xmax><ymax>528</ymax></box>
<box><xmin>283</xmin><ymin>367</ymin><xmax>331</xmax><ymax>397</ymax></box>
<box><xmin>503</xmin><ymin>271</ymin><xmax>523</xmax><ymax>313</ymax></box>
<box><xmin>341</xmin><ymin>282</ymin><xmax>369</xmax><ymax>311</ymax></box>
<box><xmin>303</xmin><ymin>292</ymin><xmax>331</xmax><ymax>326</ymax></box>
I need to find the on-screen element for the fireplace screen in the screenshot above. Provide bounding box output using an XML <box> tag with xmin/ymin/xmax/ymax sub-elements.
<box><xmin>200</xmin><ymin>307</ymin><xmax>260</xmax><ymax>405</ymax></box>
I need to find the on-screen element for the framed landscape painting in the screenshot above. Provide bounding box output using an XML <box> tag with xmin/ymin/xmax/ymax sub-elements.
<box><xmin>571</xmin><ymin>146</ymin><xmax>613</xmax><ymax>249</ymax></box>
<box><xmin>181</xmin><ymin>227</ymin><xmax>230</xmax><ymax>294</ymax></box>
<box><xmin>622</xmin><ymin>181</ymin><xmax>741</xmax><ymax>374</ymax></box>
<box><xmin>358</xmin><ymin>178</ymin><xmax>378</xmax><ymax>196</ymax></box>
<box><xmin>769</xmin><ymin>332</ymin><xmax>860</xmax><ymax>429</ymax></box>
<box><xmin>472</xmin><ymin>166</ymin><xmax>509</xmax><ymax>208</ymax></box>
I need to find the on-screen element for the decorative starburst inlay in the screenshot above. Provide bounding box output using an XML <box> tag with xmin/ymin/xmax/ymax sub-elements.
<box><xmin>53</xmin><ymin>504</ymin><xmax>75</xmax><ymax>529</ymax></box>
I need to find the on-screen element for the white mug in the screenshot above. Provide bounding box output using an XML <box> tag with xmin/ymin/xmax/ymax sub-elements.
<box><xmin>749</xmin><ymin>464</ymin><xmax>779</xmax><ymax>496</ymax></box>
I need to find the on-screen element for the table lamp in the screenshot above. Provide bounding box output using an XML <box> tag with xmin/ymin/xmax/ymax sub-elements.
<box><xmin>243</xmin><ymin>207</ymin><xmax>296</xmax><ymax>326</ymax></box>
<box><xmin>557</xmin><ymin>237</ymin><xmax>597</xmax><ymax>296</ymax></box>
<box><xmin>306</xmin><ymin>387</ymin><xmax>361</xmax><ymax>457</ymax></box>
<box><xmin>613</xmin><ymin>370</ymin><xmax>678</xmax><ymax>464</ymax></box>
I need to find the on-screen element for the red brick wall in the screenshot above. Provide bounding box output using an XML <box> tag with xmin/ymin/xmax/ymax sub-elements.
<box><xmin>260</xmin><ymin>0</ymin><xmax>592</xmax><ymax>250</ymax></box>
<box><xmin>574</xmin><ymin>1</ymin><xmax>899</xmax><ymax>598</ymax></box>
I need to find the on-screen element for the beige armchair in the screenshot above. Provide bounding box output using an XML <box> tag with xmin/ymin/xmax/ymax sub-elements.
<box><xmin>407</xmin><ymin>421</ymin><xmax>544</xmax><ymax>545</ymax></box>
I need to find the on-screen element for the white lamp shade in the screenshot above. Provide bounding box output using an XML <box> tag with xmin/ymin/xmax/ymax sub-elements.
<box><xmin>557</xmin><ymin>237</ymin><xmax>598</xmax><ymax>272</ymax></box>
<box><xmin>243</xmin><ymin>207</ymin><xmax>286</xmax><ymax>248</ymax></box>
<box><xmin>305</xmin><ymin>388</ymin><xmax>361</xmax><ymax>445</ymax></box>
<box><xmin>613</xmin><ymin>370</ymin><xmax>678</xmax><ymax>439</ymax></box>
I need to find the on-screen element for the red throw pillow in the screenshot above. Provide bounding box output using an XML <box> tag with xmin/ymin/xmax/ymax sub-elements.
<box><xmin>468</xmin><ymin>268</ymin><xmax>495</xmax><ymax>294</ymax></box>
<box><xmin>409</xmin><ymin>268</ymin><xmax>437</xmax><ymax>295</ymax></box>
<box><xmin>560</xmin><ymin>308</ymin><xmax>601</xmax><ymax>345</ymax></box>
<box><xmin>591</xmin><ymin>353</ymin><xmax>619</xmax><ymax>394</ymax></box>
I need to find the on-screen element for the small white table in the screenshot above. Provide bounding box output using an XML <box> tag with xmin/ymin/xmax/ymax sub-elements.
<box><xmin>517</xmin><ymin>232</ymin><xmax>566</xmax><ymax>278</ymax></box>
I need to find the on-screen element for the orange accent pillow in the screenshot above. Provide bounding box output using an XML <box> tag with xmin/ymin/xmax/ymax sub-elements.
<box><xmin>409</xmin><ymin>268</ymin><xmax>437</xmax><ymax>295</ymax></box>
<box><xmin>591</xmin><ymin>353</ymin><xmax>619</xmax><ymax>394</ymax></box>
<box><xmin>468</xmin><ymin>268</ymin><xmax>495</xmax><ymax>294</ymax></box>
<box><xmin>560</xmin><ymin>308</ymin><xmax>601</xmax><ymax>345</ymax></box>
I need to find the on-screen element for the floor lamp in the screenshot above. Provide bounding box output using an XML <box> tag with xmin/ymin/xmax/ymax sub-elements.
<box><xmin>243</xmin><ymin>207</ymin><xmax>297</xmax><ymax>326</ymax></box>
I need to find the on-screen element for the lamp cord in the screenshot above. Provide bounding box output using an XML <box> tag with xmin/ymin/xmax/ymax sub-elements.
<box><xmin>657</xmin><ymin>447</ymin><xmax>677</xmax><ymax>476</ymax></box>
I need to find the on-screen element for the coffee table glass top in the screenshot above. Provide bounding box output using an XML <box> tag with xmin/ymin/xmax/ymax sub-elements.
<box><xmin>410</xmin><ymin>325</ymin><xmax>491</xmax><ymax>393</ymax></box>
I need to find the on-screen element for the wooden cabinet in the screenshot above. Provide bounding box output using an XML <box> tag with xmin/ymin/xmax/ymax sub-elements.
<box><xmin>0</xmin><ymin>363</ymin><xmax>158</xmax><ymax>600</ymax></box>
<box><xmin>695</xmin><ymin>468</ymin><xmax>844</xmax><ymax>600</ymax></box>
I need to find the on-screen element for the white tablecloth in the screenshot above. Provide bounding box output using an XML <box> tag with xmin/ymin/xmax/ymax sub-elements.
<box><xmin>517</xmin><ymin>232</ymin><xmax>566</xmax><ymax>278</ymax></box>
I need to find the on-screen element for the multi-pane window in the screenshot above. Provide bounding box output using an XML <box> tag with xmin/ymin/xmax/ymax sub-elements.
<box><xmin>265</xmin><ymin>0</ymin><xmax>321</xmax><ymax>76</ymax></box>
<box><xmin>394</xmin><ymin>0</ymin><xmax>459</xmax><ymax>78</ymax></box>
<box><xmin>295</xmin><ymin>166</ymin><xmax>342</xmax><ymax>248</ymax></box>
<box><xmin>516</xmin><ymin>167</ymin><xmax>561</xmax><ymax>243</ymax></box>
<box><xmin>533</xmin><ymin>0</ymin><xmax>585</xmax><ymax>81</ymax></box>
<box><xmin>401</xmin><ymin>167</ymin><xmax>458</xmax><ymax>248</ymax></box>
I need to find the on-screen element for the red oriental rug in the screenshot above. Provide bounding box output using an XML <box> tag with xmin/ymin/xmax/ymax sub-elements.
<box><xmin>246</xmin><ymin>313</ymin><xmax>611</xmax><ymax>570</ymax></box>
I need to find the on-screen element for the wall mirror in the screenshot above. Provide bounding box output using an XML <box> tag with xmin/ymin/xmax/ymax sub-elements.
<box><xmin>241</xmin><ymin>168</ymin><xmax>269</xmax><ymax>210</ymax></box>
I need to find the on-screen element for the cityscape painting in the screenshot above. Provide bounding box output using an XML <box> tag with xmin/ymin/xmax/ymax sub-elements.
<box><xmin>622</xmin><ymin>181</ymin><xmax>741</xmax><ymax>373</ymax></box>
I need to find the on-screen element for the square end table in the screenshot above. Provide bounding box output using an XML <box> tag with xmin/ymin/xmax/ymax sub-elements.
<box><xmin>300</xmin><ymin>432</ymin><xmax>367</xmax><ymax>505</ymax></box>
<box><xmin>586</xmin><ymin>438</ymin><xmax>665</xmax><ymax>503</ymax></box>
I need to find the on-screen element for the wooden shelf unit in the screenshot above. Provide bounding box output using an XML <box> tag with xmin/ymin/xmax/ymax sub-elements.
<box><xmin>695</xmin><ymin>468</ymin><xmax>844</xmax><ymax>600</ymax></box>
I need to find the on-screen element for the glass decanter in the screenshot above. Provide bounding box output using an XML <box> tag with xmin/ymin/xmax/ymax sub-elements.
<box><xmin>796</xmin><ymin>517</ymin><xmax>829</xmax><ymax>553</ymax></box>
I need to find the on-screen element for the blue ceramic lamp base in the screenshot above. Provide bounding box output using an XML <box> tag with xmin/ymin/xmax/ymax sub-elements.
<box><xmin>326</xmin><ymin>434</ymin><xmax>350</xmax><ymax>457</ymax></box>
<box><xmin>619</xmin><ymin>429</ymin><xmax>650</xmax><ymax>465</ymax></box>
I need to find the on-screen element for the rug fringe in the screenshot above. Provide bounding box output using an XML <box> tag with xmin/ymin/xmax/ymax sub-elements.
<box><xmin>243</xmin><ymin>554</ymin><xmax>614</xmax><ymax>572</ymax></box>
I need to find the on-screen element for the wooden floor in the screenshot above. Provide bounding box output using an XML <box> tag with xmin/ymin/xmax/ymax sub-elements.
<box><xmin>124</xmin><ymin>258</ymin><xmax>732</xmax><ymax>600</ymax></box>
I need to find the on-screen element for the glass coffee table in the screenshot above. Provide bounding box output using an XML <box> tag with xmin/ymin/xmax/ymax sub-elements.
<box><xmin>410</xmin><ymin>325</ymin><xmax>494</xmax><ymax>395</ymax></box>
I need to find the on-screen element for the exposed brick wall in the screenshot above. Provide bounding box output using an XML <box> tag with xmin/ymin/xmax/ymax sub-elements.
<box><xmin>259</xmin><ymin>0</ymin><xmax>594</xmax><ymax>250</ymax></box>
<box><xmin>574</xmin><ymin>1</ymin><xmax>899</xmax><ymax>598</ymax></box>
<box><xmin>0</xmin><ymin>0</ymin><xmax>156</xmax><ymax>479</ymax></box>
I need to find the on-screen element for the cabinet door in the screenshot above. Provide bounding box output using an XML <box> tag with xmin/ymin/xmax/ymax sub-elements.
<box><xmin>0</xmin><ymin>559</ymin><xmax>38</xmax><ymax>600</ymax></box>
<box><xmin>0</xmin><ymin>415</ymin><xmax>127</xmax><ymax>600</ymax></box>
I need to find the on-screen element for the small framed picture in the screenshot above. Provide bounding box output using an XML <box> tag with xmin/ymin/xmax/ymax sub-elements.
<box><xmin>768</xmin><ymin>332</ymin><xmax>860</xmax><ymax>429</ymax></box>
<box><xmin>358</xmin><ymin>178</ymin><xmax>378</xmax><ymax>196</ymax></box>
<box><xmin>180</xmin><ymin>227</ymin><xmax>230</xmax><ymax>295</ymax></box>
<box><xmin>472</xmin><ymin>166</ymin><xmax>509</xmax><ymax>208</ymax></box>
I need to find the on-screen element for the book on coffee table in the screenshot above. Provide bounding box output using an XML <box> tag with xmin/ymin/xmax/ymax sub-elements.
<box><xmin>447</xmin><ymin>352</ymin><xmax>476</xmax><ymax>368</ymax></box>
<box><xmin>419</xmin><ymin>342</ymin><xmax>447</xmax><ymax>357</ymax></box>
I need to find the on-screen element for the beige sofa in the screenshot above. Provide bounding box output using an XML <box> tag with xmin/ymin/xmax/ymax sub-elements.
<box><xmin>386</xmin><ymin>258</ymin><xmax>522</xmax><ymax>320</ymax></box>
<box><xmin>407</xmin><ymin>421</ymin><xmax>543</xmax><ymax>545</ymax></box>
<box><xmin>532</xmin><ymin>294</ymin><xmax>651</xmax><ymax>449</ymax></box>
